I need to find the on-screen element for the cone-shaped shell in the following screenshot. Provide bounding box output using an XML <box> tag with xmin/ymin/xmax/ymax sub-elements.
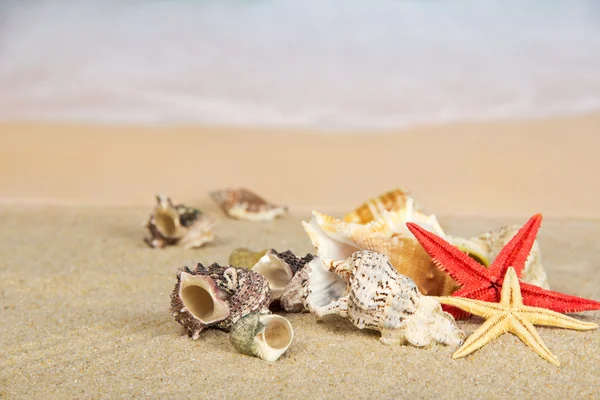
<box><xmin>343</xmin><ymin>188</ymin><xmax>424</xmax><ymax>224</ymax></box>
<box><xmin>228</xmin><ymin>248</ymin><xmax>269</xmax><ymax>269</ymax></box>
<box><xmin>315</xmin><ymin>250</ymin><xmax>466</xmax><ymax>347</ymax></box>
<box><xmin>303</xmin><ymin>210</ymin><xmax>459</xmax><ymax>296</ymax></box>
<box><xmin>144</xmin><ymin>194</ymin><xmax>215</xmax><ymax>249</ymax></box>
<box><xmin>209</xmin><ymin>188</ymin><xmax>288</xmax><ymax>221</ymax></box>
<box><xmin>251</xmin><ymin>249</ymin><xmax>315</xmax><ymax>301</ymax></box>
<box><xmin>230</xmin><ymin>313</ymin><xmax>294</xmax><ymax>362</ymax></box>
<box><xmin>170</xmin><ymin>263</ymin><xmax>272</xmax><ymax>339</ymax></box>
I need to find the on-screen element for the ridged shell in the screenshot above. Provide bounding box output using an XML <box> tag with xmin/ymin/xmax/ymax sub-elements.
<box><xmin>228</xmin><ymin>248</ymin><xmax>269</xmax><ymax>269</ymax></box>
<box><xmin>169</xmin><ymin>263</ymin><xmax>272</xmax><ymax>339</ymax></box>
<box><xmin>209</xmin><ymin>188</ymin><xmax>288</xmax><ymax>221</ymax></box>
<box><xmin>303</xmin><ymin>210</ymin><xmax>459</xmax><ymax>296</ymax></box>
<box><xmin>144</xmin><ymin>194</ymin><xmax>215</xmax><ymax>249</ymax></box>
<box><xmin>251</xmin><ymin>249</ymin><xmax>315</xmax><ymax>301</ymax></box>
<box><xmin>343</xmin><ymin>188</ymin><xmax>424</xmax><ymax>224</ymax></box>
<box><xmin>315</xmin><ymin>250</ymin><xmax>466</xmax><ymax>347</ymax></box>
<box><xmin>230</xmin><ymin>313</ymin><xmax>294</xmax><ymax>362</ymax></box>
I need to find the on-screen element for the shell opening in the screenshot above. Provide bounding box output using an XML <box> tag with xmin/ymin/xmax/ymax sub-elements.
<box><xmin>252</xmin><ymin>253</ymin><xmax>293</xmax><ymax>299</ymax></box>
<box><xmin>261</xmin><ymin>319</ymin><xmax>292</xmax><ymax>349</ymax></box>
<box><xmin>306</xmin><ymin>258</ymin><xmax>347</xmax><ymax>309</ymax></box>
<box><xmin>155</xmin><ymin>209</ymin><xmax>179</xmax><ymax>237</ymax></box>
<box><xmin>256</xmin><ymin>315</ymin><xmax>294</xmax><ymax>361</ymax></box>
<box><xmin>180</xmin><ymin>273</ymin><xmax>230</xmax><ymax>324</ymax></box>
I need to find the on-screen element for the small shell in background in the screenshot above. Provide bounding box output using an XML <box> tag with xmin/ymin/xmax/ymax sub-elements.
<box><xmin>314</xmin><ymin>250</ymin><xmax>466</xmax><ymax>348</ymax></box>
<box><xmin>169</xmin><ymin>263</ymin><xmax>272</xmax><ymax>339</ymax></box>
<box><xmin>228</xmin><ymin>247</ymin><xmax>269</xmax><ymax>269</ymax></box>
<box><xmin>209</xmin><ymin>188</ymin><xmax>288</xmax><ymax>221</ymax></box>
<box><xmin>230</xmin><ymin>313</ymin><xmax>294</xmax><ymax>362</ymax></box>
<box><xmin>343</xmin><ymin>188</ymin><xmax>424</xmax><ymax>224</ymax></box>
<box><xmin>280</xmin><ymin>256</ymin><xmax>348</xmax><ymax>314</ymax></box>
<box><xmin>144</xmin><ymin>194</ymin><xmax>215</xmax><ymax>249</ymax></box>
<box><xmin>251</xmin><ymin>249</ymin><xmax>315</xmax><ymax>302</ymax></box>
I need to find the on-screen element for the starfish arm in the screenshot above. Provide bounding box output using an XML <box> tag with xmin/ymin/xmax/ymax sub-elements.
<box><xmin>510</xmin><ymin>314</ymin><xmax>560</xmax><ymax>366</ymax></box>
<box><xmin>434</xmin><ymin>296</ymin><xmax>504</xmax><ymax>319</ymax></box>
<box><xmin>519</xmin><ymin>282</ymin><xmax>600</xmax><ymax>314</ymax></box>
<box><xmin>520</xmin><ymin>306</ymin><xmax>599</xmax><ymax>331</ymax></box>
<box><xmin>406</xmin><ymin>222</ymin><xmax>491</xmax><ymax>286</ymax></box>
<box><xmin>488</xmin><ymin>214</ymin><xmax>542</xmax><ymax>280</ymax></box>
<box><xmin>499</xmin><ymin>267</ymin><xmax>524</xmax><ymax>308</ymax></box>
<box><xmin>442</xmin><ymin>284</ymin><xmax>497</xmax><ymax>320</ymax></box>
<box><xmin>452</xmin><ymin>314</ymin><xmax>508</xmax><ymax>360</ymax></box>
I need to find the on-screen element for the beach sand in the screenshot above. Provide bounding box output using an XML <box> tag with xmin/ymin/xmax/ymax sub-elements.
<box><xmin>0</xmin><ymin>115</ymin><xmax>599</xmax><ymax>399</ymax></box>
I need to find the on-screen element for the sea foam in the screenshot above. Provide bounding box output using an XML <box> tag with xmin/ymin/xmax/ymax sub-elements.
<box><xmin>1</xmin><ymin>0</ymin><xmax>600</xmax><ymax>130</ymax></box>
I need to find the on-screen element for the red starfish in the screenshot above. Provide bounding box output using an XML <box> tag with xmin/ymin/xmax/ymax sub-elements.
<box><xmin>406</xmin><ymin>214</ymin><xmax>600</xmax><ymax>320</ymax></box>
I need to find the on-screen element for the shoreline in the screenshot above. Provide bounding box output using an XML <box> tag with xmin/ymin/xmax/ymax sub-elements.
<box><xmin>2</xmin><ymin>112</ymin><xmax>600</xmax><ymax>218</ymax></box>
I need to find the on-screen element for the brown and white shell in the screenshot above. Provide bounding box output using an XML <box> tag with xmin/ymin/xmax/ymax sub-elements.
<box><xmin>251</xmin><ymin>249</ymin><xmax>315</xmax><ymax>302</ymax></box>
<box><xmin>449</xmin><ymin>224</ymin><xmax>549</xmax><ymax>289</ymax></box>
<box><xmin>303</xmin><ymin>210</ymin><xmax>460</xmax><ymax>296</ymax></box>
<box><xmin>169</xmin><ymin>262</ymin><xmax>272</xmax><ymax>339</ymax></box>
<box><xmin>209</xmin><ymin>188</ymin><xmax>288</xmax><ymax>221</ymax></box>
<box><xmin>343</xmin><ymin>188</ymin><xmax>424</xmax><ymax>224</ymax></box>
<box><xmin>314</xmin><ymin>250</ymin><xmax>466</xmax><ymax>347</ymax></box>
<box><xmin>144</xmin><ymin>194</ymin><xmax>215</xmax><ymax>249</ymax></box>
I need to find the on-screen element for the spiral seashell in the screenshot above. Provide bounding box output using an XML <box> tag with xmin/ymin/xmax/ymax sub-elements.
<box><xmin>170</xmin><ymin>263</ymin><xmax>272</xmax><ymax>339</ymax></box>
<box><xmin>230</xmin><ymin>313</ymin><xmax>294</xmax><ymax>362</ymax></box>
<box><xmin>343</xmin><ymin>188</ymin><xmax>424</xmax><ymax>224</ymax></box>
<box><xmin>144</xmin><ymin>194</ymin><xmax>215</xmax><ymax>249</ymax></box>
<box><xmin>209</xmin><ymin>188</ymin><xmax>288</xmax><ymax>221</ymax></box>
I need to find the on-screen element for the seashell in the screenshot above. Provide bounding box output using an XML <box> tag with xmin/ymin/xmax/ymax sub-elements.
<box><xmin>303</xmin><ymin>210</ymin><xmax>460</xmax><ymax>296</ymax></box>
<box><xmin>280</xmin><ymin>256</ymin><xmax>348</xmax><ymax>314</ymax></box>
<box><xmin>228</xmin><ymin>247</ymin><xmax>269</xmax><ymax>269</ymax></box>
<box><xmin>230</xmin><ymin>313</ymin><xmax>294</xmax><ymax>362</ymax></box>
<box><xmin>449</xmin><ymin>224</ymin><xmax>549</xmax><ymax>289</ymax></box>
<box><xmin>251</xmin><ymin>249</ymin><xmax>315</xmax><ymax>302</ymax></box>
<box><xmin>169</xmin><ymin>262</ymin><xmax>272</xmax><ymax>339</ymax></box>
<box><xmin>209</xmin><ymin>188</ymin><xmax>288</xmax><ymax>221</ymax></box>
<box><xmin>314</xmin><ymin>250</ymin><xmax>466</xmax><ymax>347</ymax></box>
<box><xmin>343</xmin><ymin>188</ymin><xmax>425</xmax><ymax>224</ymax></box>
<box><xmin>144</xmin><ymin>194</ymin><xmax>215</xmax><ymax>249</ymax></box>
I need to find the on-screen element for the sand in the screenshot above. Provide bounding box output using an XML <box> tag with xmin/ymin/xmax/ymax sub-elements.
<box><xmin>0</xmin><ymin>115</ymin><xmax>599</xmax><ymax>398</ymax></box>
<box><xmin>2</xmin><ymin>112</ymin><xmax>600</xmax><ymax>218</ymax></box>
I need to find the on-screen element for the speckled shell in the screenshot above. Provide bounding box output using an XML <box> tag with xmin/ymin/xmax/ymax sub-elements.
<box><xmin>454</xmin><ymin>224</ymin><xmax>549</xmax><ymax>289</ymax></box>
<box><xmin>303</xmin><ymin>210</ymin><xmax>459</xmax><ymax>296</ymax></box>
<box><xmin>230</xmin><ymin>313</ymin><xmax>294</xmax><ymax>362</ymax></box>
<box><xmin>314</xmin><ymin>250</ymin><xmax>466</xmax><ymax>347</ymax></box>
<box><xmin>170</xmin><ymin>262</ymin><xmax>272</xmax><ymax>339</ymax></box>
<box><xmin>343</xmin><ymin>188</ymin><xmax>424</xmax><ymax>224</ymax></box>
<box><xmin>228</xmin><ymin>248</ymin><xmax>269</xmax><ymax>269</ymax></box>
<box><xmin>144</xmin><ymin>194</ymin><xmax>215</xmax><ymax>249</ymax></box>
<box><xmin>251</xmin><ymin>249</ymin><xmax>315</xmax><ymax>301</ymax></box>
<box><xmin>209</xmin><ymin>188</ymin><xmax>288</xmax><ymax>221</ymax></box>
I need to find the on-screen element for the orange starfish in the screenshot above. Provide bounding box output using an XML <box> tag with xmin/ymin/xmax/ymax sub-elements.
<box><xmin>407</xmin><ymin>214</ymin><xmax>600</xmax><ymax>319</ymax></box>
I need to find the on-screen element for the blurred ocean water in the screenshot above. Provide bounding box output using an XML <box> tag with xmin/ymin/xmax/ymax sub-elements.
<box><xmin>1</xmin><ymin>0</ymin><xmax>600</xmax><ymax>130</ymax></box>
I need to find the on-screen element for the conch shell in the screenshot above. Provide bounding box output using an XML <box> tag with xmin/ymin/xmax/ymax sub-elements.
<box><xmin>169</xmin><ymin>263</ymin><xmax>272</xmax><ymax>339</ymax></box>
<box><xmin>144</xmin><ymin>194</ymin><xmax>215</xmax><ymax>249</ymax></box>
<box><xmin>314</xmin><ymin>250</ymin><xmax>466</xmax><ymax>347</ymax></box>
<box><xmin>303</xmin><ymin>209</ymin><xmax>460</xmax><ymax>296</ymax></box>
<box><xmin>230</xmin><ymin>313</ymin><xmax>294</xmax><ymax>362</ymax></box>
<box><xmin>228</xmin><ymin>247</ymin><xmax>269</xmax><ymax>269</ymax></box>
<box><xmin>251</xmin><ymin>249</ymin><xmax>315</xmax><ymax>302</ymax></box>
<box><xmin>343</xmin><ymin>188</ymin><xmax>424</xmax><ymax>224</ymax></box>
<box><xmin>449</xmin><ymin>224</ymin><xmax>549</xmax><ymax>289</ymax></box>
<box><xmin>209</xmin><ymin>188</ymin><xmax>288</xmax><ymax>221</ymax></box>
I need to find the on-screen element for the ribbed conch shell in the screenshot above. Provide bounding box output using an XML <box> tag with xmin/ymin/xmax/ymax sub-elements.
<box><xmin>230</xmin><ymin>313</ymin><xmax>294</xmax><ymax>362</ymax></box>
<box><xmin>280</xmin><ymin>256</ymin><xmax>348</xmax><ymax>313</ymax></box>
<box><xmin>144</xmin><ymin>194</ymin><xmax>215</xmax><ymax>249</ymax></box>
<box><xmin>169</xmin><ymin>263</ymin><xmax>272</xmax><ymax>339</ymax></box>
<box><xmin>449</xmin><ymin>224</ymin><xmax>549</xmax><ymax>289</ymax></box>
<box><xmin>303</xmin><ymin>209</ymin><xmax>460</xmax><ymax>296</ymax></box>
<box><xmin>209</xmin><ymin>188</ymin><xmax>288</xmax><ymax>221</ymax></box>
<box><xmin>251</xmin><ymin>249</ymin><xmax>315</xmax><ymax>302</ymax></box>
<box><xmin>314</xmin><ymin>250</ymin><xmax>466</xmax><ymax>347</ymax></box>
<box><xmin>228</xmin><ymin>247</ymin><xmax>269</xmax><ymax>269</ymax></box>
<box><xmin>343</xmin><ymin>188</ymin><xmax>424</xmax><ymax>224</ymax></box>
